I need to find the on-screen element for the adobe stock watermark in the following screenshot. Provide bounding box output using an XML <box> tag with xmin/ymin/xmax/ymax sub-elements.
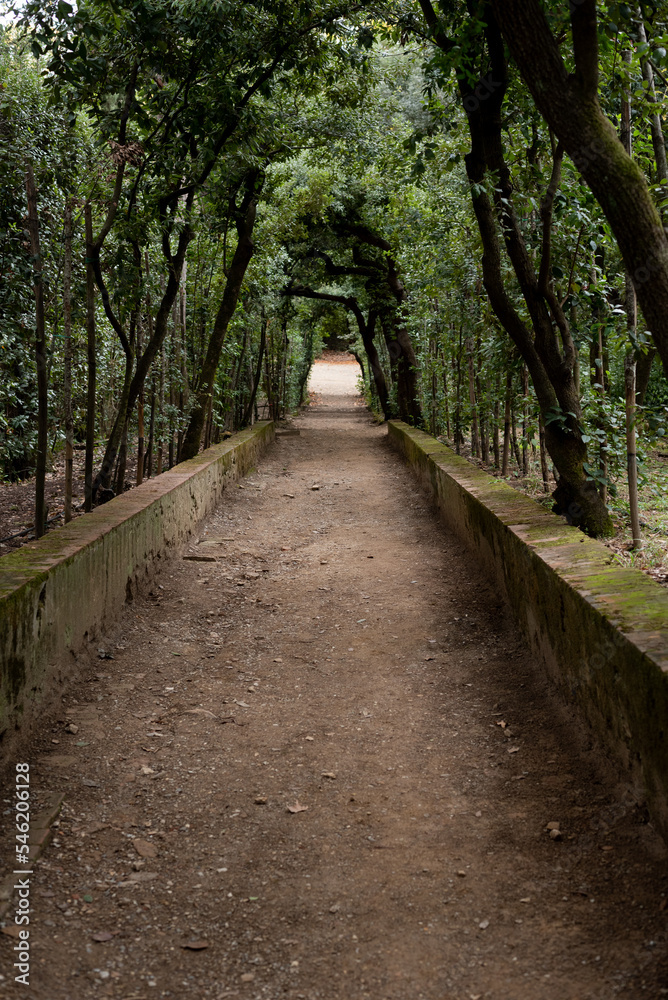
<box><xmin>13</xmin><ymin>763</ymin><xmax>32</xmax><ymax>987</ymax></box>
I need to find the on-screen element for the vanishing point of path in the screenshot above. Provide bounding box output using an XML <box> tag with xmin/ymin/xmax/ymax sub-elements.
<box><xmin>2</xmin><ymin>359</ymin><xmax>667</xmax><ymax>999</ymax></box>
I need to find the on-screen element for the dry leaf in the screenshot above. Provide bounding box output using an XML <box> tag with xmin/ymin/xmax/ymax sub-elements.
<box><xmin>287</xmin><ymin>801</ymin><xmax>308</xmax><ymax>814</ymax></box>
<box><xmin>133</xmin><ymin>838</ymin><xmax>158</xmax><ymax>859</ymax></box>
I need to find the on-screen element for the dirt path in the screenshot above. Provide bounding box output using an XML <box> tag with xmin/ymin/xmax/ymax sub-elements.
<box><xmin>2</xmin><ymin>359</ymin><xmax>667</xmax><ymax>999</ymax></box>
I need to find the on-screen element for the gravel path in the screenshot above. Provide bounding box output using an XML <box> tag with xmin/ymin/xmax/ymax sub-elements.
<box><xmin>1</xmin><ymin>360</ymin><xmax>667</xmax><ymax>999</ymax></box>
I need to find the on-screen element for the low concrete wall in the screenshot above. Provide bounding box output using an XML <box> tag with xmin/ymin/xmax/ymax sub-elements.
<box><xmin>388</xmin><ymin>421</ymin><xmax>668</xmax><ymax>840</ymax></box>
<box><xmin>0</xmin><ymin>423</ymin><xmax>274</xmax><ymax>740</ymax></box>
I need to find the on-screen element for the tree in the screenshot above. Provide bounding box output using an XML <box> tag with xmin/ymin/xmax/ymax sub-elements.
<box><xmin>489</xmin><ymin>0</ymin><xmax>668</xmax><ymax>379</ymax></box>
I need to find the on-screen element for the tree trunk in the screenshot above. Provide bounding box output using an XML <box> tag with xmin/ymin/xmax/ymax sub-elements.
<box><xmin>25</xmin><ymin>164</ymin><xmax>47</xmax><ymax>538</ymax></box>
<box><xmin>84</xmin><ymin>204</ymin><xmax>96</xmax><ymax>512</ymax></box>
<box><xmin>181</xmin><ymin>178</ymin><xmax>259</xmax><ymax>460</ymax></box>
<box><xmin>136</xmin><ymin>318</ymin><xmax>145</xmax><ymax>486</ymax></box>
<box><xmin>448</xmin><ymin>2</ymin><xmax>612</xmax><ymax>533</ymax></box>
<box><xmin>95</xmin><ymin>350</ymin><xmax>134</xmax><ymax>497</ymax></box>
<box><xmin>157</xmin><ymin>343</ymin><xmax>165</xmax><ymax>474</ymax></box>
<box><xmin>440</xmin><ymin>342</ymin><xmax>451</xmax><ymax>439</ymax></box>
<box><xmin>114</xmin><ymin>420</ymin><xmax>129</xmax><ymax>495</ymax></box>
<box><xmin>242</xmin><ymin>320</ymin><xmax>267</xmax><ymax>427</ymax></box>
<box><xmin>521</xmin><ymin>364</ymin><xmax>529</xmax><ymax>476</ymax></box>
<box><xmin>146</xmin><ymin>374</ymin><xmax>156</xmax><ymax>479</ymax></box>
<box><xmin>539</xmin><ymin>414</ymin><xmax>549</xmax><ymax>493</ymax></box>
<box><xmin>63</xmin><ymin>198</ymin><xmax>74</xmax><ymax>523</ymax></box>
<box><xmin>502</xmin><ymin>370</ymin><xmax>512</xmax><ymax>476</ymax></box>
<box><xmin>467</xmin><ymin>338</ymin><xmax>479</xmax><ymax>457</ymax></box>
<box><xmin>492</xmin><ymin>371</ymin><xmax>501</xmax><ymax>467</ymax></box>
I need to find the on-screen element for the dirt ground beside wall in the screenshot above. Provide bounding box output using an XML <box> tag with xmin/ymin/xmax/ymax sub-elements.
<box><xmin>1</xmin><ymin>358</ymin><xmax>667</xmax><ymax>999</ymax></box>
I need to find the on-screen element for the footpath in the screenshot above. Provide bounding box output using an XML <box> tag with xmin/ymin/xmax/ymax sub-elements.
<box><xmin>1</xmin><ymin>360</ymin><xmax>667</xmax><ymax>999</ymax></box>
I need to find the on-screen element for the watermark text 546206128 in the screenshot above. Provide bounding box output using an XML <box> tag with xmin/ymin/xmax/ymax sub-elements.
<box><xmin>13</xmin><ymin>763</ymin><xmax>32</xmax><ymax>986</ymax></box>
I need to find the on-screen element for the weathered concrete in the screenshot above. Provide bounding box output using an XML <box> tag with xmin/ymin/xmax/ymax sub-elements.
<box><xmin>0</xmin><ymin>423</ymin><xmax>274</xmax><ymax>741</ymax></box>
<box><xmin>388</xmin><ymin>420</ymin><xmax>668</xmax><ymax>841</ymax></box>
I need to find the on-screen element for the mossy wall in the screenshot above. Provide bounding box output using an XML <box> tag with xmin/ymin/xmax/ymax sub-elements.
<box><xmin>0</xmin><ymin>423</ymin><xmax>274</xmax><ymax>741</ymax></box>
<box><xmin>388</xmin><ymin>421</ymin><xmax>668</xmax><ymax>841</ymax></box>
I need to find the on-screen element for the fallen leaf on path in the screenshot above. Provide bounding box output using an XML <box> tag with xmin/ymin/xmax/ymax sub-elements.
<box><xmin>133</xmin><ymin>839</ymin><xmax>158</xmax><ymax>859</ymax></box>
<box><xmin>287</xmin><ymin>801</ymin><xmax>308</xmax><ymax>814</ymax></box>
<box><xmin>86</xmin><ymin>821</ymin><xmax>108</xmax><ymax>835</ymax></box>
<box><xmin>181</xmin><ymin>940</ymin><xmax>209</xmax><ymax>951</ymax></box>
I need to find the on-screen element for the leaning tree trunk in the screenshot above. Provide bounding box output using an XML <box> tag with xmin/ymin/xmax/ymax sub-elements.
<box><xmin>180</xmin><ymin>183</ymin><xmax>258</xmax><ymax>460</ymax></box>
<box><xmin>443</xmin><ymin>1</ymin><xmax>613</xmax><ymax>535</ymax></box>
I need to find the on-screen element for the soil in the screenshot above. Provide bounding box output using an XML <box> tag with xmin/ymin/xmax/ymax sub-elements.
<box><xmin>1</xmin><ymin>356</ymin><xmax>668</xmax><ymax>999</ymax></box>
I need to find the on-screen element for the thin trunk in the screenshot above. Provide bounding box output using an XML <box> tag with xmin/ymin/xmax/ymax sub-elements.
<box><xmin>511</xmin><ymin>407</ymin><xmax>522</xmax><ymax>471</ymax></box>
<box><xmin>521</xmin><ymin>364</ymin><xmax>529</xmax><ymax>476</ymax></box>
<box><xmin>621</xmin><ymin>49</ymin><xmax>642</xmax><ymax>549</ymax></box>
<box><xmin>157</xmin><ymin>343</ymin><xmax>164</xmax><ymax>474</ymax></box>
<box><xmin>440</xmin><ymin>341</ymin><xmax>451</xmax><ymax>439</ymax></box>
<box><xmin>63</xmin><ymin>198</ymin><xmax>74</xmax><ymax>523</ymax></box>
<box><xmin>493</xmin><ymin>371</ymin><xmax>501</xmax><ymax>467</ymax></box>
<box><xmin>115</xmin><ymin>420</ymin><xmax>129</xmax><ymax>495</ymax></box>
<box><xmin>638</xmin><ymin>12</ymin><xmax>668</xmax><ymax>188</ymax></box>
<box><xmin>85</xmin><ymin>205</ymin><xmax>96</xmax><ymax>512</ymax></box>
<box><xmin>455</xmin><ymin>326</ymin><xmax>463</xmax><ymax>454</ymax></box>
<box><xmin>146</xmin><ymin>373</ymin><xmax>156</xmax><ymax>479</ymax></box>
<box><xmin>624</xmin><ymin>320</ymin><xmax>642</xmax><ymax>549</ymax></box>
<box><xmin>136</xmin><ymin>318</ymin><xmax>144</xmax><ymax>485</ymax></box>
<box><xmin>25</xmin><ymin>164</ymin><xmax>47</xmax><ymax>538</ymax></box>
<box><xmin>539</xmin><ymin>413</ymin><xmax>550</xmax><ymax>492</ymax></box>
<box><xmin>467</xmin><ymin>340</ymin><xmax>479</xmax><ymax>457</ymax></box>
<box><xmin>502</xmin><ymin>370</ymin><xmax>512</xmax><ymax>476</ymax></box>
<box><xmin>243</xmin><ymin>323</ymin><xmax>266</xmax><ymax>427</ymax></box>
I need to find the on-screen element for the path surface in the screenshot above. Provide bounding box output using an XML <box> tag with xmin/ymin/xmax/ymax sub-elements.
<box><xmin>2</xmin><ymin>360</ymin><xmax>667</xmax><ymax>999</ymax></box>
